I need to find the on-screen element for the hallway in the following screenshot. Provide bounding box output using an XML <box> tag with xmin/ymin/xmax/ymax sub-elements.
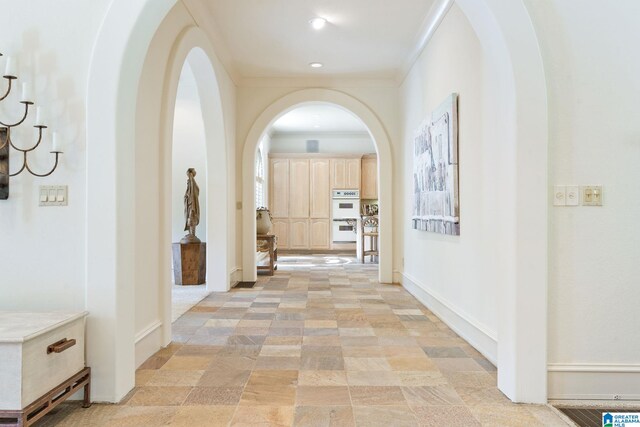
<box><xmin>39</xmin><ymin>255</ymin><xmax>569</xmax><ymax>426</ymax></box>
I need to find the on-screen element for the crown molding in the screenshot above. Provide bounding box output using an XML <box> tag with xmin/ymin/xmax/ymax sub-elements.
<box><xmin>396</xmin><ymin>0</ymin><xmax>454</xmax><ymax>86</ymax></box>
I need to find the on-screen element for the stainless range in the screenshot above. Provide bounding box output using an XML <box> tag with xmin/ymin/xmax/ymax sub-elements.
<box><xmin>332</xmin><ymin>189</ymin><xmax>360</xmax><ymax>243</ymax></box>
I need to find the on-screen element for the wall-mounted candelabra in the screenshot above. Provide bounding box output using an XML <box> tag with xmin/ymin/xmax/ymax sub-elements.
<box><xmin>0</xmin><ymin>52</ymin><xmax>62</xmax><ymax>200</ymax></box>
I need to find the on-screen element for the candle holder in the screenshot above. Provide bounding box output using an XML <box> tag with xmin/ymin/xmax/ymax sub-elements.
<box><xmin>0</xmin><ymin>52</ymin><xmax>62</xmax><ymax>200</ymax></box>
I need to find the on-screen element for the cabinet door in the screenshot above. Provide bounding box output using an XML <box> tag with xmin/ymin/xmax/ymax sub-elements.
<box><xmin>330</xmin><ymin>159</ymin><xmax>346</xmax><ymax>189</ymax></box>
<box><xmin>289</xmin><ymin>219</ymin><xmax>309</xmax><ymax>249</ymax></box>
<box><xmin>310</xmin><ymin>159</ymin><xmax>330</xmax><ymax>218</ymax></box>
<box><xmin>270</xmin><ymin>159</ymin><xmax>289</xmax><ymax>218</ymax></box>
<box><xmin>346</xmin><ymin>158</ymin><xmax>361</xmax><ymax>189</ymax></box>
<box><xmin>272</xmin><ymin>219</ymin><xmax>289</xmax><ymax>249</ymax></box>
<box><xmin>310</xmin><ymin>219</ymin><xmax>330</xmax><ymax>249</ymax></box>
<box><xmin>289</xmin><ymin>159</ymin><xmax>310</xmax><ymax>218</ymax></box>
<box><xmin>361</xmin><ymin>156</ymin><xmax>378</xmax><ymax>199</ymax></box>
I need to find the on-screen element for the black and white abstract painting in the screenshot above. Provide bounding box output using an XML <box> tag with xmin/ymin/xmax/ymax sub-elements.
<box><xmin>412</xmin><ymin>93</ymin><xmax>459</xmax><ymax>235</ymax></box>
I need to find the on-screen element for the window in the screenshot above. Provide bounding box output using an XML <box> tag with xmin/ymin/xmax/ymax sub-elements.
<box><xmin>255</xmin><ymin>149</ymin><xmax>265</xmax><ymax>208</ymax></box>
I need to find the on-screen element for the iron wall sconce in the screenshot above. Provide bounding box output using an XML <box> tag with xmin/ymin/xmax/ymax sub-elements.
<box><xmin>0</xmin><ymin>52</ymin><xmax>62</xmax><ymax>200</ymax></box>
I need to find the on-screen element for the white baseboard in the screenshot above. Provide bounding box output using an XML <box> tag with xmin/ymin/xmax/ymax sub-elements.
<box><xmin>393</xmin><ymin>270</ymin><xmax>403</xmax><ymax>284</ymax></box>
<box><xmin>230</xmin><ymin>267</ymin><xmax>242</xmax><ymax>288</ymax></box>
<box><xmin>548</xmin><ymin>364</ymin><xmax>640</xmax><ymax>400</ymax></box>
<box><xmin>134</xmin><ymin>320</ymin><xmax>162</xmax><ymax>368</ymax></box>
<box><xmin>401</xmin><ymin>272</ymin><xmax>497</xmax><ymax>365</ymax></box>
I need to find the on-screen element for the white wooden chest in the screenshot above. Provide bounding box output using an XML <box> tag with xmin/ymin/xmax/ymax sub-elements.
<box><xmin>0</xmin><ymin>312</ymin><xmax>88</xmax><ymax>410</ymax></box>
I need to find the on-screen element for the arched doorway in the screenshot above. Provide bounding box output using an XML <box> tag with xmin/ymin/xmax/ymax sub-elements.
<box><xmin>241</xmin><ymin>90</ymin><xmax>394</xmax><ymax>285</ymax></box>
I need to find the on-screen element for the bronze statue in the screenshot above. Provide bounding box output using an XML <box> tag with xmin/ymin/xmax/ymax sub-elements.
<box><xmin>181</xmin><ymin>168</ymin><xmax>201</xmax><ymax>243</ymax></box>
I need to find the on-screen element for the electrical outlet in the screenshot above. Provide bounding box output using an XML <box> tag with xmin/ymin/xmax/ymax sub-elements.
<box><xmin>553</xmin><ymin>185</ymin><xmax>566</xmax><ymax>206</ymax></box>
<box><xmin>582</xmin><ymin>185</ymin><xmax>603</xmax><ymax>206</ymax></box>
<box><xmin>566</xmin><ymin>186</ymin><xmax>579</xmax><ymax>206</ymax></box>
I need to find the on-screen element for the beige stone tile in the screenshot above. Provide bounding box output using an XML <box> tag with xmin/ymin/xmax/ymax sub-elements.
<box><xmin>344</xmin><ymin>357</ymin><xmax>392</xmax><ymax>371</ymax></box>
<box><xmin>240</xmin><ymin>384</ymin><xmax>297</xmax><ymax>406</ymax></box>
<box><xmin>396</xmin><ymin>371</ymin><xmax>448</xmax><ymax>387</ymax></box>
<box><xmin>469</xmin><ymin>404</ymin><xmax>545</xmax><ymax>426</ymax></box>
<box><xmin>412</xmin><ymin>405</ymin><xmax>481</xmax><ymax>427</ymax></box>
<box><xmin>169</xmin><ymin>406</ymin><xmax>236</xmax><ymax>426</ymax></box>
<box><xmin>401</xmin><ymin>385</ymin><xmax>464</xmax><ymax>406</ymax></box>
<box><xmin>247</xmin><ymin>369</ymin><xmax>299</xmax><ymax>386</ymax></box>
<box><xmin>230</xmin><ymin>406</ymin><xmax>294</xmax><ymax>427</ymax></box>
<box><xmin>147</xmin><ymin>370</ymin><xmax>204</xmax><ymax>387</ymax></box>
<box><xmin>255</xmin><ymin>356</ymin><xmax>302</xmax><ymax>370</ymax></box>
<box><xmin>298</xmin><ymin>370</ymin><xmax>348</xmax><ymax>386</ymax></box>
<box><xmin>161</xmin><ymin>356</ymin><xmax>212</xmax><ymax>371</ymax></box>
<box><xmin>264</xmin><ymin>336</ymin><xmax>303</xmax><ymax>345</ymax></box>
<box><xmin>109</xmin><ymin>406</ymin><xmax>178</xmax><ymax>427</ymax></box>
<box><xmin>455</xmin><ymin>387</ymin><xmax>512</xmax><ymax>406</ymax></box>
<box><xmin>259</xmin><ymin>344</ymin><xmax>301</xmax><ymax>357</ymax></box>
<box><xmin>294</xmin><ymin>406</ymin><xmax>355</xmax><ymax>427</ymax></box>
<box><xmin>197</xmin><ymin>369</ymin><xmax>251</xmax><ymax>387</ymax></box>
<box><xmin>346</xmin><ymin>371</ymin><xmax>401</xmax><ymax>386</ymax></box>
<box><xmin>237</xmin><ymin>319</ymin><xmax>272</xmax><ymax>328</ymax></box>
<box><xmin>135</xmin><ymin>369</ymin><xmax>155</xmax><ymax>386</ymax></box>
<box><xmin>183</xmin><ymin>386</ymin><xmax>243</xmax><ymax>405</ymax></box>
<box><xmin>445</xmin><ymin>371</ymin><xmax>496</xmax><ymax>388</ymax></box>
<box><xmin>349</xmin><ymin>386</ymin><xmax>407</xmax><ymax>406</ymax></box>
<box><xmin>342</xmin><ymin>346</ymin><xmax>385</xmax><ymax>357</ymax></box>
<box><xmin>526</xmin><ymin>405</ymin><xmax>573</xmax><ymax>426</ymax></box>
<box><xmin>207</xmin><ymin>355</ymin><xmax>256</xmax><ymax>371</ymax></box>
<box><xmin>205</xmin><ymin>319</ymin><xmax>240</xmax><ymax>328</ymax></box>
<box><xmin>303</xmin><ymin>336</ymin><xmax>342</xmax><ymax>346</ymax></box>
<box><xmin>387</xmin><ymin>356</ymin><xmax>437</xmax><ymax>372</ymax></box>
<box><xmin>383</xmin><ymin>346</ymin><xmax>426</xmax><ymax>358</ymax></box>
<box><xmin>296</xmin><ymin>386</ymin><xmax>352</xmax><ymax>406</ymax></box>
<box><xmin>305</xmin><ymin>320</ymin><xmax>339</xmax><ymax>328</ymax></box>
<box><xmin>339</xmin><ymin>328</ymin><xmax>375</xmax><ymax>336</ymax></box>
<box><xmin>433</xmin><ymin>358</ymin><xmax>485</xmax><ymax>372</ymax></box>
<box><xmin>127</xmin><ymin>387</ymin><xmax>191</xmax><ymax>406</ymax></box>
<box><xmin>352</xmin><ymin>406</ymin><xmax>418</xmax><ymax>427</ymax></box>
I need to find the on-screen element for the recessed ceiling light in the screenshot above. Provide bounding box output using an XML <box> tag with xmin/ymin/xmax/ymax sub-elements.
<box><xmin>309</xmin><ymin>17</ymin><xmax>327</xmax><ymax>30</ymax></box>
<box><xmin>309</xmin><ymin>62</ymin><xmax>323</xmax><ymax>68</ymax></box>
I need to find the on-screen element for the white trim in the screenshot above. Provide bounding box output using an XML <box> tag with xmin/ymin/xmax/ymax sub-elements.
<box><xmin>230</xmin><ymin>267</ymin><xmax>242</xmax><ymax>287</ymax></box>
<box><xmin>134</xmin><ymin>320</ymin><xmax>162</xmax><ymax>368</ymax></box>
<box><xmin>397</xmin><ymin>0</ymin><xmax>454</xmax><ymax>85</ymax></box>
<box><xmin>548</xmin><ymin>364</ymin><xmax>640</xmax><ymax>373</ymax></box>
<box><xmin>402</xmin><ymin>272</ymin><xmax>497</xmax><ymax>364</ymax></box>
<box><xmin>548</xmin><ymin>364</ymin><xmax>640</xmax><ymax>400</ymax></box>
<box><xmin>392</xmin><ymin>270</ymin><xmax>403</xmax><ymax>284</ymax></box>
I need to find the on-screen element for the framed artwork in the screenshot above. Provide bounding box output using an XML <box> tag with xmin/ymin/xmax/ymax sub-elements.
<box><xmin>412</xmin><ymin>93</ymin><xmax>459</xmax><ymax>235</ymax></box>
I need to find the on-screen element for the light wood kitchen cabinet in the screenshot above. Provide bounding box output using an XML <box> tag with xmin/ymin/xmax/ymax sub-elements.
<box><xmin>269</xmin><ymin>158</ymin><xmax>289</xmax><ymax>218</ymax></box>
<box><xmin>310</xmin><ymin>159</ymin><xmax>330</xmax><ymax>218</ymax></box>
<box><xmin>310</xmin><ymin>219</ymin><xmax>330</xmax><ymax>249</ymax></box>
<box><xmin>345</xmin><ymin>158</ymin><xmax>361</xmax><ymax>189</ymax></box>
<box><xmin>289</xmin><ymin>219</ymin><xmax>309</xmax><ymax>249</ymax></box>
<box><xmin>289</xmin><ymin>159</ymin><xmax>310</xmax><ymax>218</ymax></box>
<box><xmin>330</xmin><ymin>158</ymin><xmax>360</xmax><ymax>189</ymax></box>
<box><xmin>272</xmin><ymin>218</ymin><xmax>289</xmax><ymax>249</ymax></box>
<box><xmin>361</xmin><ymin>155</ymin><xmax>378</xmax><ymax>199</ymax></box>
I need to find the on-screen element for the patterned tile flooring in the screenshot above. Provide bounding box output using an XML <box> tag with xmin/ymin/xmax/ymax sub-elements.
<box><xmin>39</xmin><ymin>254</ymin><xmax>572</xmax><ymax>426</ymax></box>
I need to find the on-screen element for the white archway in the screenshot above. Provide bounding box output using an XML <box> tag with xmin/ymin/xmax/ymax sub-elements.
<box><xmin>241</xmin><ymin>89</ymin><xmax>394</xmax><ymax>284</ymax></box>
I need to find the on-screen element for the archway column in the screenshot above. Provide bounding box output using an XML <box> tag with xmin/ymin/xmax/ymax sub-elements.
<box><xmin>241</xmin><ymin>89</ymin><xmax>394</xmax><ymax>284</ymax></box>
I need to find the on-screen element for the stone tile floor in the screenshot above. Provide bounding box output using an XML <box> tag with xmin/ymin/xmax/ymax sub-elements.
<box><xmin>39</xmin><ymin>254</ymin><xmax>572</xmax><ymax>426</ymax></box>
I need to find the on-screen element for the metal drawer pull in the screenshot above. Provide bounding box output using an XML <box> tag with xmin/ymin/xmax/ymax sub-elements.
<box><xmin>47</xmin><ymin>338</ymin><xmax>76</xmax><ymax>354</ymax></box>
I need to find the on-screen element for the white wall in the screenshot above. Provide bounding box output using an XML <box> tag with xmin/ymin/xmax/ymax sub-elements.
<box><xmin>399</xmin><ymin>4</ymin><xmax>499</xmax><ymax>360</ymax></box>
<box><xmin>172</xmin><ymin>62</ymin><xmax>207</xmax><ymax>243</ymax></box>
<box><xmin>525</xmin><ymin>0</ymin><xmax>640</xmax><ymax>400</ymax></box>
<box><xmin>0</xmin><ymin>1</ymin><xmax>110</xmax><ymax>310</ymax></box>
<box><xmin>270</xmin><ymin>132</ymin><xmax>376</xmax><ymax>154</ymax></box>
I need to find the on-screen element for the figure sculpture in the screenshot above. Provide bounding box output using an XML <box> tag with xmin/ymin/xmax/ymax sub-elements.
<box><xmin>181</xmin><ymin>168</ymin><xmax>201</xmax><ymax>243</ymax></box>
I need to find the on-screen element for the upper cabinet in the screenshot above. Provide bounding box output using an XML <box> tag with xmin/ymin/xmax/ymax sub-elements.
<box><xmin>270</xmin><ymin>158</ymin><xmax>289</xmax><ymax>218</ymax></box>
<box><xmin>289</xmin><ymin>159</ymin><xmax>310</xmax><ymax>218</ymax></box>
<box><xmin>310</xmin><ymin>159</ymin><xmax>330</xmax><ymax>218</ymax></box>
<box><xmin>331</xmin><ymin>158</ymin><xmax>361</xmax><ymax>189</ymax></box>
<box><xmin>361</xmin><ymin>155</ymin><xmax>378</xmax><ymax>199</ymax></box>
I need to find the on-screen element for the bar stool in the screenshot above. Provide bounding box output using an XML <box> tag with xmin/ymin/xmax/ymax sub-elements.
<box><xmin>361</xmin><ymin>215</ymin><xmax>379</xmax><ymax>263</ymax></box>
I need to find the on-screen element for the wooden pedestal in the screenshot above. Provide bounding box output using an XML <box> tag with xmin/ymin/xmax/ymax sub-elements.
<box><xmin>172</xmin><ymin>242</ymin><xmax>206</xmax><ymax>285</ymax></box>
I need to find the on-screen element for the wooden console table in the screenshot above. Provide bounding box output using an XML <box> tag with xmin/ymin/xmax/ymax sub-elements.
<box><xmin>257</xmin><ymin>234</ymin><xmax>278</xmax><ymax>276</ymax></box>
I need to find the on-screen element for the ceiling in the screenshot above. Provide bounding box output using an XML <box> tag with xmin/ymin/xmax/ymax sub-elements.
<box><xmin>185</xmin><ymin>0</ymin><xmax>437</xmax><ymax>82</ymax></box>
<box><xmin>271</xmin><ymin>104</ymin><xmax>368</xmax><ymax>133</ymax></box>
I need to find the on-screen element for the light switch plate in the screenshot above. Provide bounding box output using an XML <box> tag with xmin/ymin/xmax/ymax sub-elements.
<box><xmin>582</xmin><ymin>185</ymin><xmax>603</xmax><ymax>206</ymax></box>
<box><xmin>553</xmin><ymin>185</ymin><xmax>566</xmax><ymax>206</ymax></box>
<box><xmin>566</xmin><ymin>185</ymin><xmax>579</xmax><ymax>206</ymax></box>
<box><xmin>39</xmin><ymin>185</ymin><xmax>68</xmax><ymax>206</ymax></box>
